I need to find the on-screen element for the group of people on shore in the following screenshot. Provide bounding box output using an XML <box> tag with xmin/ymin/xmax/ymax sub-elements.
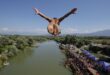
<box><xmin>59</xmin><ymin>44</ymin><xmax>110</xmax><ymax>75</ymax></box>
<box><xmin>65</xmin><ymin>54</ymin><xmax>92</xmax><ymax>75</ymax></box>
<box><xmin>65</xmin><ymin>50</ymin><xmax>97</xmax><ymax>75</ymax></box>
<box><xmin>60</xmin><ymin>44</ymin><xmax>110</xmax><ymax>75</ymax></box>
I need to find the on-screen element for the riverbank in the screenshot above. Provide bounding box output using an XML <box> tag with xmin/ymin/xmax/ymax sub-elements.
<box><xmin>59</xmin><ymin>43</ymin><xmax>110</xmax><ymax>75</ymax></box>
<box><xmin>0</xmin><ymin>35</ymin><xmax>48</xmax><ymax>69</ymax></box>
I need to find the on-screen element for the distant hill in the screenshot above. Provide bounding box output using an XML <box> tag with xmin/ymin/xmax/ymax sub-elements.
<box><xmin>0</xmin><ymin>29</ymin><xmax>110</xmax><ymax>36</ymax></box>
<box><xmin>87</xmin><ymin>29</ymin><xmax>110</xmax><ymax>36</ymax></box>
<box><xmin>75</xmin><ymin>29</ymin><xmax>110</xmax><ymax>36</ymax></box>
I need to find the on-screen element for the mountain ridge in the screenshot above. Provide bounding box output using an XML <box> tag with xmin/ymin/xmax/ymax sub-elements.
<box><xmin>0</xmin><ymin>29</ymin><xmax>110</xmax><ymax>36</ymax></box>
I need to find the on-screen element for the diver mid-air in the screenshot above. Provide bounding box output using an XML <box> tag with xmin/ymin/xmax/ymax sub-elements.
<box><xmin>33</xmin><ymin>8</ymin><xmax>77</xmax><ymax>36</ymax></box>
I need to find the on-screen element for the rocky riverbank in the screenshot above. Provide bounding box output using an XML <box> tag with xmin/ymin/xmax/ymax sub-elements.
<box><xmin>59</xmin><ymin>44</ymin><xmax>110</xmax><ymax>75</ymax></box>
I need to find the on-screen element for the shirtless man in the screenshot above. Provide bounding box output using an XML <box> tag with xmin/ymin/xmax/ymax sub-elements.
<box><xmin>33</xmin><ymin>8</ymin><xmax>77</xmax><ymax>36</ymax></box>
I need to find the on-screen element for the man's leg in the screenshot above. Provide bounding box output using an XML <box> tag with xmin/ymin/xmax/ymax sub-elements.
<box><xmin>53</xmin><ymin>24</ymin><xmax>61</xmax><ymax>35</ymax></box>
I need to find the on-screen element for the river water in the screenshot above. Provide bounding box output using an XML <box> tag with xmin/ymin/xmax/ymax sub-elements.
<box><xmin>0</xmin><ymin>41</ymin><xmax>71</xmax><ymax>75</ymax></box>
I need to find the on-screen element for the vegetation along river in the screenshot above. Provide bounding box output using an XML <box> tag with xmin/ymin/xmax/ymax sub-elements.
<box><xmin>0</xmin><ymin>41</ymin><xmax>71</xmax><ymax>75</ymax></box>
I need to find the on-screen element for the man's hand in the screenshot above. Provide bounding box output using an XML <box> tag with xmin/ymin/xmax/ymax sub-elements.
<box><xmin>71</xmin><ymin>8</ymin><xmax>77</xmax><ymax>14</ymax></box>
<box><xmin>33</xmin><ymin>8</ymin><xmax>40</xmax><ymax>14</ymax></box>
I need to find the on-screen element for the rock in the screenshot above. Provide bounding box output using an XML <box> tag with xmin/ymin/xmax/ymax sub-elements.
<box><xmin>3</xmin><ymin>61</ymin><xmax>9</xmax><ymax>66</ymax></box>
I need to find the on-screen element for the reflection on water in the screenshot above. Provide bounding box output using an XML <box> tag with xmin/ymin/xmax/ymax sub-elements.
<box><xmin>9</xmin><ymin>48</ymin><xmax>34</xmax><ymax>64</ymax></box>
<box><xmin>0</xmin><ymin>41</ymin><xmax>71</xmax><ymax>75</ymax></box>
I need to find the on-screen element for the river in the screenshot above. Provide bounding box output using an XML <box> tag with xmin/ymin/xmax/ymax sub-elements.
<box><xmin>0</xmin><ymin>41</ymin><xmax>72</xmax><ymax>75</ymax></box>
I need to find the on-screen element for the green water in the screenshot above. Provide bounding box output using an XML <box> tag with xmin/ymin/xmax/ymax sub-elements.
<box><xmin>0</xmin><ymin>41</ymin><xmax>71</xmax><ymax>75</ymax></box>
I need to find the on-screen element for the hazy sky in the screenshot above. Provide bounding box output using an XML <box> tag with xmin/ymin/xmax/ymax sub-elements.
<box><xmin>0</xmin><ymin>0</ymin><xmax>110</xmax><ymax>35</ymax></box>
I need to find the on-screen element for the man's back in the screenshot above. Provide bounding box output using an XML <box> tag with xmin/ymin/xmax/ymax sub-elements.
<box><xmin>49</xmin><ymin>18</ymin><xmax>60</xmax><ymax>25</ymax></box>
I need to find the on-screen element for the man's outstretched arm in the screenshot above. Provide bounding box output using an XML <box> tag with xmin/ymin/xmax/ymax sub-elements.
<box><xmin>33</xmin><ymin>8</ymin><xmax>51</xmax><ymax>22</ymax></box>
<box><xmin>59</xmin><ymin>8</ymin><xmax>77</xmax><ymax>22</ymax></box>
